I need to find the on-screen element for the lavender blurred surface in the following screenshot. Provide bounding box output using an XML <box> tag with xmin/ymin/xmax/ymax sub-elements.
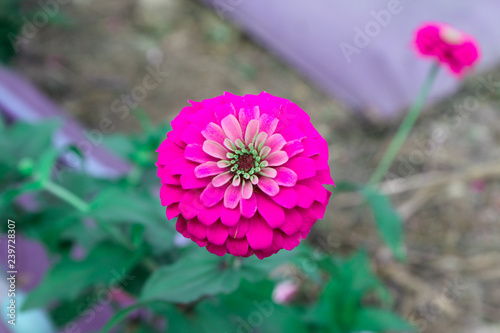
<box><xmin>0</xmin><ymin>66</ymin><xmax>130</xmax><ymax>177</ymax></box>
<box><xmin>204</xmin><ymin>0</ymin><xmax>500</xmax><ymax>118</ymax></box>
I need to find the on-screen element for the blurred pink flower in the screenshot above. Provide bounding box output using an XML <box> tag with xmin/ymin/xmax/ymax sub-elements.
<box><xmin>156</xmin><ymin>92</ymin><xmax>333</xmax><ymax>259</ymax></box>
<box><xmin>414</xmin><ymin>22</ymin><xmax>480</xmax><ymax>76</ymax></box>
<box><xmin>272</xmin><ymin>280</ymin><xmax>298</xmax><ymax>304</ymax></box>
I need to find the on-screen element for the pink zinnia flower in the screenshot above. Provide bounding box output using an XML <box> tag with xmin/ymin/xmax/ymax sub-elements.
<box><xmin>157</xmin><ymin>92</ymin><xmax>333</xmax><ymax>259</ymax></box>
<box><xmin>414</xmin><ymin>22</ymin><xmax>480</xmax><ymax>76</ymax></box>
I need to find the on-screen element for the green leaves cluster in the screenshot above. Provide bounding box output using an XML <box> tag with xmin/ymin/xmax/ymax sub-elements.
<box><xmin>1</xmin><ymin>115</ymin><xmax>413</xmax><ymax>333</ymax></box>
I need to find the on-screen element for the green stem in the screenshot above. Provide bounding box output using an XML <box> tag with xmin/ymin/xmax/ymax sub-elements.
<box><xmin>43</xmin><ymin>180</ymin><xmax>157</xmax><ymax>271</ymax></box>
<box><xmin>43</xmin><ymin>180</ymin><xmax>90</xmax><ymax>213</ymax></box>
<box><xmin>368</xmin><ymin>63</ymin><xmax>440</xmax><ymax>186</ymax></box>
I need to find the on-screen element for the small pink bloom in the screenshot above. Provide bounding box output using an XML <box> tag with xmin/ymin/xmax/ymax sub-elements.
<box><xmin>414</xmin><ymin>22</ymin><xmax>480</xmax><ymax>76</ymax></box>
<box><xmin>156</xmin><ymin>92</ymin><xmax>333</xmax><ymax>259</ymax></box>
<box><xmin>272</xmin><ymin>280</ymin><xmax>298</xmax><ymax>304</ymax></box>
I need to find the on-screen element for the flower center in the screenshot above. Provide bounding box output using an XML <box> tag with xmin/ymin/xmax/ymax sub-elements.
<box><xmin>228</xmin><ymin>143</ymin><xmax>265</xmax><ymax>180</ymax></box>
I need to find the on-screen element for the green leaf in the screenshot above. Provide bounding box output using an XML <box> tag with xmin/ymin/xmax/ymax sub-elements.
<box><xmin>361</xmin><ymin>187</ymin><xmax>406</xmax><ymax>261</ymax></box>
<box><xmin>88</xmin><ymin>188</ymin><xmax>163</xmax><ymax>226</ymax></box>
<box><xmin>352</xmin><ymin>308</ymin><xmax>414</xmax><ymax>332</ymax></box>
<box><xmin>23</xmin><ymin>242</ymin><xmax>143</xmax><ymax>310</ymax></box>
<box><xmin>140</xmin><ymin>250</ymin><xmax>243</xmax><ymax>304</ymax></box>
<box><xmin>140</xmin><ymin>248</ymin><xmax>292</xmax><ymax>304</ymax></box>
<box><xmin>36</xmin><ymin>147</ymin><xmax>61</xmax><ymax>183</ymax></box>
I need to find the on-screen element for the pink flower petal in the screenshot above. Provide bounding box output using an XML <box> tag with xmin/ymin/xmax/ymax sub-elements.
<box><xmin>228</xmin><ymin>218</ymin><xmax>249</xmax><ymax>238</ymax></box>
<box><xmin>274</xmin><ymin>167</ymin><xmax>298</xmax><ymax>187</ymax></box>
<box><xmin>297</xmin><ymin>138</ymin><xmax>320</xmax><ymax>157</ymax></box>
<box><xmin>244</xmin><ymin>119</ymin><xmax>260</xmax><ymax>145</ymax></box>
<box><xmin>201</xmin><ymin>123</ymin><xmax>226</xmax><ymax>145</ymax></box>
<box><xmin>257</xmin><ymin>177</ymin><xmax>279</xmax><ymax>197</ymax></box>
<box><xmin>315</xmin><ymin>169</ymin><xmax>335</xmax><ymax>185</ymax></box>
<box><xmin>274</xmin><ymin>230</ymin><xmax>301</xmax><ymax>251</ymax></box>
<box><xmin>160</xmin><ymin>184</ymin><xmax>185</xmax><ymax>206</ymax></box>
<box><xmin>166</xmin><ymin>203</ymin><xmax>180</xmax><ymax>220</ymax></box>
<box><xmin>194</xmin><ymin>161</ymin><xmax>224</xmax><ymax>178</ymax></box>
<box><xmin>221</xmin><ymin>114</ymin><xmax>243</xmax><ymax>143</ymax></box>
<box><xmin>256</xmin><ymin>193</ymin><xmax>285</xmax><ymax>228</ymax></box>
<box><xmin>266</xmin><ymin>151</ymin><xmax>289</xmax><ymax>167</ymax></box>
<box><xmin>259</xmin><ymin>113</ymin><xmax>279</xmax><ymax>135</ymax></box>
<box><xmin>224</xmin><ymin>184</ymin><xmax>241</xmax><ymax>209</ymax></box>
<box><xmin>300</xmin><ymin>179</ymin><xmax>328</xmax><ymax>204</ymax></box>
<box><xmin>279</xmin><ymin>209</ymin><xmax>302</xmax><ymax>235</ymax></box>
<box><xmin>185</xmin><ymin>144</ymin><xmax>216</xmax><ymax>163</ymax></box>
<box><xmin>200</xmin><ymin>183</ymin><xmax>227</xmax><ymax>207</ymax></box>
<box><xmin>175</xmin><ymin>216</ymin><xmax>188</xmax><ymax>237</ymax></box>
<box><xmin>179</xmin><ymin>190</ymin><xmax>202</xmax><ymax>219</ymax></box>
<box><xmin>180</xmin><ymin>169</ymin><xmax>211</xmax><ymax>190</ymax></box>
<box><xmin>170</xmin><ymin>158</ymin><xmax>198</xmax><ymax>175</ymax></box>
<box><xmin>259</xmin><ymin>167</ymin><xmax>277</xmax><ymax>178</ymax></box>
<box><xmin>158</xmin><ymin>164</ymin><xmax>181</xmax><ymax>185</ymax></box>
<box><xmin>206</xmin><ymin>222</ymin><xmax>229</xmax><ymax>245</ymax></box>
<box><xmin>186</xmin><ymin>220</ymin><xmax>207</xmax><ymax>240</ymax></box>
<box><xmin>212</xmin><ymin>171</ymin><xmax>233</xmax><ymax>187</ymax></box>
<box><xmin>221</xmin><ymin>206</ymin><xmax>241</xmax><ymax>227</ymax></box>
<box><xmin>271</xmin><ymin>187</ymin><xmax>298</xmax><ymax>209</ymax></box>
<box><xmin>280</xmin><ymin>125</ymin><xmax>306</xmax><ymax>142</ymax></box>
<box><xmin>239</xmin><ymin>106</ymin><xmax>260</xmax><ymax>134</ymax></box>
<box><xmin>226</xmin><ymin>238</ymin><xmax>249</xmax><ymax>256</ymax></box>
<box><xmin>310</xmin><ymin>201</ymin><xmax>327</xmax><ymax>219</ymax></box>
<box><xmin>255</xmin><ymin>132</ymin><xmax>268</xmax><ymax>149</ymax></box>
<box><xmin>246</xmin><ymin>215</ymin><xmax>274</xmax><ymax>250</ymax></box>
<box><xmin>240</xmin><ymin>193</ymin><xmax>257</xmax><ymax>218</ymax></box>
<box><xmin>202</xmin><ymin>140</ymin><xmax>229</xmax><ymax>159</ymax></box>
<box><xmin>282</xmin><ymin>140</ymin><xmax>304</xmax><ymax>158</ymax></box>
<box><xmin>241</xmin><ymin>180</ymin><xmax>253</xmax><ymax>199</ymax></box>
<box><xmin>198</xmin><ymin>204</ymin><xmax>221</xmax><ymax>226</ymax></box>
<box><xmin>266</xmin><ymin>134</ymin><xmax>287</xmax><ymax>153</ymax></box>
<box><xmin>180</xmin><ymin>124</ymin><xmax>205</xmax><ymax>145</ymax></box>
<box><xmin>206</xmin><ymin>244</ymin><xmax>227</xmax><ymax>256</ymax></box>
<box><xmin>285</xmin><ymin>157</ymin><xmax>316</xmax><ymax>180</ymax></box>
<box><xmin>192</xmin><ymin>238</ymin><xmax>208</xmax><ymax>247</ymax></box>
<box><xmin>294</xmin><ymin>184</ymin><xmax>315</xmax><ymax>208</ymax></box>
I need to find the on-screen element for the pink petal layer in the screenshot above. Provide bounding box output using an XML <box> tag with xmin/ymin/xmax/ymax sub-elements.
<box><xmin>239</xmin><ymin>106</ymin><xmax>260</xmax><ymax>135</ymax></box>
<box><xmin>194</xmin><ymin>161</ymin><xmax>223</xmax><ymax>178</ymax></box>
<box><xmin>245</xmin><ymin>119</ymin><xmax>260</xmax><ymax>145</ymax></box>
<box><xmin>212</xmin><ymin>171</ymin><xmax>233</xmax><ymax>187</ymax></box>
<box><xmin>201</xmin><ymin>123</ymin><xmax>226</xmax><ymax>145</ymax></box>
<box><xmin>206</xmin><ymin>244</ymin><xmax>227</xmax><ymax>256</ymax></box>
<box><xmin>160</xmin><ymin>184</ymin><xmax>184</xmax><ymax>206</ymax></box>
<box><xmin>198</xmin><ymin>204</ymin><xmax>221</xmax><ymax>226</ymax></box>
<box><xmin>221</xmin><ymin>114</ymin><xmax>243</xmax><ymax>143</ymax></box>
<box><xmin>266</xmin><ymin>151</ymin><xmax>289</xmax><ymax>167</ymax></box>
<box><xmin>256</xmin><ymin>193</ymin><xmax>285</xmax><ymax>228</ymax></box>
<box><xmin>271</xmin><ymin>187</ymin><xmax>298</xmax><ymax>209</ymax></box>
<box><xmin>184</xmin><ymin>144</ymin><xmax>216</xmax><ymax>163</ymax></box>
<box><xmin>241</xmin><ymin>180</ymin><xmax>253</xmax><ymax>199</ymax></box>
<box><xmin>221</xmin><ymin>206</ymin><xmax>241</xmax><ymax>227</ymax></box>
<box><xmin>240</xmin><ymin>193</ymin><xmax>257</xmax><ymax>218</ymax></box>
<box><xmin>226</xmin><ymin>238</ymin><xmax>249</xmax><ymax>256</ymax></box>
<box><xmin>166</xmin><ymin>203</ymin><xmax>180</xmax><ymax>220</ymax></box>
<box><xmin>228</xmin><ymin>218</ymin><xmax>249</xmax><ymax>238</ymax></box>
<box><xmin>203</xmin><ymin>140</ymin><xmax>228</xmax><ymax>159</ymax></box>
<box><xmin>206</xmin><ymin>222</ymin><xmax>229</xmax><ymax>245</ymax></box>
<box><xmin>257</xmin><ymin>177</ymin><xmax>279</xmax><ymax>197</ymax></box>
<box><xmin>246</xmin><ymin>215</ymin><xmax>274</xmax><ymax>250</ymax></box>
<box><xmin>170</xmin><ymin>158</ymin><xmax>198</xmax><ymax>175</ymax></box>
<box><xmin>266</xmin><ymin>134</ymin><xmax>287</xmax><ymax>153</ymax></box>
<box><xmin>279</xmin><ymin>209</ymin><xmax>303</xmax><ymax>235</ymax></box>
<box><xmin>294</xmin><ymin>184</ymin><xmax>315</xmax><ymax>208</ymax></box>
<box><xmin>186</xmin><ymin>220</ymin><xmax>207</xmax><ymax>240</ymax></box>
<box><xmin>180</xmin><ymin>169</ymin><xmax>211</xmax><ymax>189</ymax></box>
<box><xmin>224</xmin><ymin>184</ymin><xmax>241</xmax><ymax>209</ymax></box>
<box><xmin>200</xmin><ymin>183</ymin><xmax>227</xmax><ymax>207</ymax></box>
<box><xmin>274</xmin><ymin>167</ymin><xmax>298</xmax><ymax>187</ymax></box>
<box><xmin>285</xmin><ymin>157</ymin><xmax>316</xmax><ymax>180</ymax></box>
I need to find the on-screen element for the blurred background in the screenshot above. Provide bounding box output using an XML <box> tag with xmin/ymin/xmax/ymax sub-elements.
<box><xmin>1</xmin><ymin>0</ymin><xmax>500</xmax><ymax>332</ymax></box>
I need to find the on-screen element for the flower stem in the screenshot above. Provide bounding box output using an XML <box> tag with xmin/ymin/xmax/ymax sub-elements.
<box><xmin>368</xmin><ymin>63</ymin><xmax>440</xmax><ymax>186</ymax></box>
<box><xmin>43</xmin><ymin>179</ymin><xmax>157</xmax><ymax>271</ymax></box>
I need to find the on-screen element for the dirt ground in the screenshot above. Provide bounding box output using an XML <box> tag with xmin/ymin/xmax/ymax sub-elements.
<box><xmin>12</xmin><ymin>0</ymin><xmax>500</xmax><ymax>332</ymax></box>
